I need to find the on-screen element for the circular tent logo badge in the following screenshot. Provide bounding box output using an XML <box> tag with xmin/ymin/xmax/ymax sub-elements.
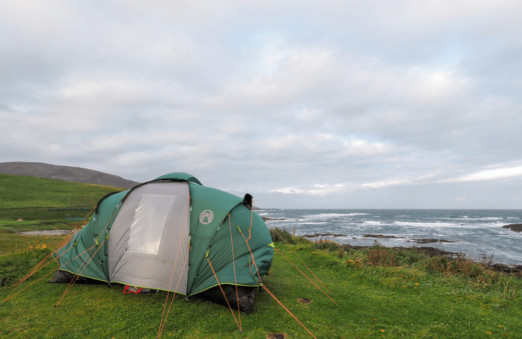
<box><xmin>199</xmin><ymin>209</ymin><xmax>214</xmax><ymax>225</ymax></box>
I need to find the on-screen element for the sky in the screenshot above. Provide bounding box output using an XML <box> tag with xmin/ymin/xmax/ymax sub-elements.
<box><xmin>1</xmin><ymin>1</ymin><xmax>521</xmax><ymax>209</ymax></box>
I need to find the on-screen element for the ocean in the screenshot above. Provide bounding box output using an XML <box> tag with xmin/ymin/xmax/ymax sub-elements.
<box><xmin>259</xmin><ymin>209</ymin><xmax>522</xmax><ymax>266</ymax></box>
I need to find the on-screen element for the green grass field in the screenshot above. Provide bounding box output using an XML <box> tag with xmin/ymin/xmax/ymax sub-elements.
<box><xmin>1</xmin><ymin>174</ymin><xmax>521</xmax><ymax>338</ymax></box>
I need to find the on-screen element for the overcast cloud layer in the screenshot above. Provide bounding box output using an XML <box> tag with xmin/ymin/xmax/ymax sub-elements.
<box><xmin>1</xmin><ymin>1</ymin><xmax>521</xmax><ymax>208</ymax></box>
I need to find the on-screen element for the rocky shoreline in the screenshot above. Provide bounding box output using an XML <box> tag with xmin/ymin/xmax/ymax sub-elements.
<box><xmin>298</xmin><ymin>231</ymin><xmax>522</xmax><ymax>277</ymax></box>
<box><xmin>340</xmin><ymin>243</ymin><xmax>522</xmax><ymax>277</ymax></box>
<box><xmin>302</xmin><ymin>232</ymin><xmax>456</xmax><ymax>244</ymax></box>
<box><xmin>265</xmin><ymin>216</ymin><xmax>522</xmax><ymax>276</ymax></box>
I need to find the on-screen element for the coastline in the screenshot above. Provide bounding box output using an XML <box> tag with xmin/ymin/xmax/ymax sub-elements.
<box><xmin>262</xmin><ymin>210</ymin><xmax>522</xmax><ymax>271</ymax></box>
<box><xmin>265</xmin><ymin>217</ymin><xmax>522</xmax><ymax>278</ymax></box>
<box><xmin>338</xmin><ymin>243</ymin><xmax>522</xmax><ymax>277</ymax></box>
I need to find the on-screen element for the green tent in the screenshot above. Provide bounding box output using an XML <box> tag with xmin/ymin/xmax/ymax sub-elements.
<box><xmin>53</xmin><ymin>172</ymin><xmax>273</xmax><ymax>308</ymax></box>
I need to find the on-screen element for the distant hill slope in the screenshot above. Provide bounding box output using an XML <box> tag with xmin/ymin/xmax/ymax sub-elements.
<box><xmin>0</xmin><ymin>173</ymin><xmax>125</xmax><ymax>208</ymax></box>
<box><xmin>0</xmin><ymin>162</ymin><xmax>139</xmax><ymax>189</ymax></box>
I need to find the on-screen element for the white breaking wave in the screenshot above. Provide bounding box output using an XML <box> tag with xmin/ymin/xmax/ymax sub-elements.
<box><xmin>393</xmin><ymin>221</ymin><xmax>506</xmax><ymax>228</ymax></box>
<box><xmin>302</xmin><ymin>213</ymin><xmax>369</xmax><ymax>220</ymax></box>
<box><xmin>361</xmin><ymin>220</ymin><xmax>383</xmax><ymax>226</ymax></box>
<box><xmin>393</xmin><ymin>221</ymin><xmax>461</xmax><ymax>228</ymax></box>
<box><xmin>446</xmin><ymin>216</ymin><xmax>504</xmax><ymax>221</ymax></box>
<box><xmin>294</xmin><ymin>221</ymin><xmax>327</xmax><ymax>226</ymax></box>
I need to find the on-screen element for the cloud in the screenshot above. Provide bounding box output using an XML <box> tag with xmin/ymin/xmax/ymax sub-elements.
<box><xmin>271</xmin><ymin>183</ymin><xmax>349</xmax><ymax>196</ymax></box>
<box><xmin>451</xmin><ymin>165</ymin><xmax>522</xmax><ymax>183</ymax></box>
<box><xmin>360</xmin><ymin>180</ymin><xmax>406</xmax><ymax>190</ymax></box>
<box><xmin>1</xmin><ymin>1</ymin><xmax>522</xmax><ymax>208</ymax></box>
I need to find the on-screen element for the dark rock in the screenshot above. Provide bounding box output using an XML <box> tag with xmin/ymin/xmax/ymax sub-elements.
<box><xmin>363</xmin><ymin>234</ymin><xmax>399</xmax><ymax>239</ymax></box>
<box><xmin>502</xmin><ymin>224</ymin><xmax>522</xmax><ymax>233</ymax></box>
<box><xmin>415</xmin><ymin>247</ymin><xmax>460</xmax><ymax>258</ymax></box>
<box><xmin>413</xmin><ymin>238</ymin><xmax>456</xmax><ymax>244</ymax></box>
<box><xmin>302</xmin><ymin>232</ymin><xmax>346</xmax><ymax>238</ymax></box>
<box><xmin>492</xmin><ymin>263</ymin><xmax>510</xmax><ymax>272</ymax></box>
<box><xmin>341</xmin><ymin>244</ymin><xmax>460</xmax><ymax>259</ymax></box>
<box><xmin>488</xmin><ymin>263</ymin><xmax>522</xmax><ymax>276</ymax></box>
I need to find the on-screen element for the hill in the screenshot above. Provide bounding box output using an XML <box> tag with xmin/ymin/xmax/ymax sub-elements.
<box><xmin>0</xmin><ymin>173</ymin><xmax>124</xmax><ymax>209</ymax></box>
<box><xmin>0</xmin><ymin>162</ymin><xmax>138</xmax><ymax>189</ymax></box>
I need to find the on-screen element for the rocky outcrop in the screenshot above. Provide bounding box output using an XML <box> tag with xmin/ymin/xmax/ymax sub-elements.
<box><xmin>502</xmin><ymin>224</ymin><xmax>522</xmax><ymax>233</ymax></box>
<box><xmin>363</xmin><ymin>234</ymin><xmax>400</xmax><ymax>239</ymax></box>
<box><xmin>412</xmin><ymin>238</ymin><xmax>456</xmax><ymax>244</ymax></box>
<box><xmin>302</xmin><ymin>232</ymin><xmax>346</xmax><ymax>238</ymax></box>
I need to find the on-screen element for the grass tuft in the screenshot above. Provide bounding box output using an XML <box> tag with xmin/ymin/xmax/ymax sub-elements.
<box><xmin>269</xmin><ymin>227</ymin><xmax>296</xmax><ymax>244</ymax></box>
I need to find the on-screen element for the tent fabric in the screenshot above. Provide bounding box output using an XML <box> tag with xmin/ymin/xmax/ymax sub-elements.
<box><xmin>108</xmin><ymin>182</ymin><xmax>191</xmax><ymax>293</ymax></box>
<box><xmin>152</xmin><ymin>172</ymin><xmax>202</xmax><ymax>185</ymax></box>
<box><xmin>55</xmin><ymin>190</ymin><xmax>127</xmax><ymax>282</ymax></box>
<box><xmin>53</xmin><ymin>172</ymin><xmax>273</xmax><ymax>297</ymax></box>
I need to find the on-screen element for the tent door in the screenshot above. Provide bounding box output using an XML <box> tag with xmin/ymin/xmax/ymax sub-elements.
<box><xmin>108</xmin><ymin>182</ymin><xmax>190</xmax><ymax>294</ymax></box>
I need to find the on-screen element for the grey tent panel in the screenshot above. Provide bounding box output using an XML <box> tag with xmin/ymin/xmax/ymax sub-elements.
<box><xmin>108</xmin><ymin>182</ymin><xmax>190</xmax><ymax>293</ymax></box>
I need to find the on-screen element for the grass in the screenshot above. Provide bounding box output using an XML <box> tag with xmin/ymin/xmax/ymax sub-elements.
<box><xmin>1</xmin><ymin>174</ymin><xmax>521</xmax><ymax>338</ymax></box>
<box><xmin>2</xmin><ymin>239</ymin><xmax>521</xmax><ymax>338</ymax></box>
<box><xmin>0</xmin><ymin>173</ymin><xmax>122</xmax><ymax>208</ymax></box>
<box><xmin>0</xmin><ymin>173</ymin><xmax>123</xmax><ymax>235</ymax></box>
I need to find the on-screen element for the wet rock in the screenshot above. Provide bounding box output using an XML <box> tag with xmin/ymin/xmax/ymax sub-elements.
<box><xmin>302</xmin><ymin>232</ymin><xmax>346</xmax><ymax>238</ymax></box>
<box><xmin>413</xmin><ymin>238</ymin><xmax>456</xmax><ymax>244</ymax></box>
<box><xmin>502</xmin><ymin>224</ymin><xmax>522</xmax><ymax>232</ymax></box>
<box><xmin>488</xmin><ymin>263</ymin><xmax>522</xmax><ymax>277</ymax></box>
<box><xmin>363</xmin><ymin>234</ymin><xmax>399</xmax><ymax>239</ymax></box>
<box><xmin>415</xmin><ymin>247</ymin><xmax>460</xmax><ymax>258</ymax></box>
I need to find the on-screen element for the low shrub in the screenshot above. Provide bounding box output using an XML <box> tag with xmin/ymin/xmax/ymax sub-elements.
<box><xmin>313</xmin><ymin>239</ymin><xmax>340</xmax><ymax>252</ymax></box>
<box><xmin>426</xmin><ymin>256</ymin><xmax>450</xmax><ymax>274</ymax></box>
<box><xmin>368</xmin><ymin>248</ymin><xmax>397</xmax><ymax>266</ymax></box>
<box><xmin>269</xmin><ymin>228</ymin><xmax>295</xmax><ymax>244</ymax></box>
